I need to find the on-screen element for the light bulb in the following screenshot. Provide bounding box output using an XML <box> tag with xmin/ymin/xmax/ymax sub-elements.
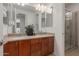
<box><xmin>17</xmin><ymin>3</ymin><xmax>20</xmax><ymax>5</ymax></box>
<box><xmin>21</xmin><ymin>3</ymin><xmax>25</xmax><ymax>6</ymax></box>
<box><xmin>34</xmin><ymin>4</ymin><xmax>52</xmax><ymax>14</ymax></box>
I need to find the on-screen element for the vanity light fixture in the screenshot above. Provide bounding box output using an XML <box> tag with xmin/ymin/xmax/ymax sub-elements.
<box><xmin>17</xmin><ymin>3</ymin><xmax>26</xmax><ymax>6</ymax></box>
<box><xmin>34</xmin><ymin>4</ymin><xmax>52</xmax><ymax>14</ymax></box>
<box><xmin>16</xmin><ymin>3</ymin><xmax>52</xmax><ymax>14</ymax></box>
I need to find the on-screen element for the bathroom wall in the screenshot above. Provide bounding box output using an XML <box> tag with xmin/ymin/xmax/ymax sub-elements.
<box><xmin>52</xmin><ymin>3</ymin><xmax>65</xmax><ymax>56</ymax></box>
<box><xmin>65</xmin><ymin>3</ymin><xmax>79</xmax><ymax>12</ymax></box>
<box><xmin>0</xmin><ymin>4</ymin><xmax>3</xmax><ymax>56</ymax></box>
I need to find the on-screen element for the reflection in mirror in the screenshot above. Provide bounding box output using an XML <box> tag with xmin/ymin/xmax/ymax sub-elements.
<box><xmin>3</xmin><ymin>11</ymin><xmax>8</xmax><ymax>25</ymax></box>
<box><xmin>15</xmin><ymin>14</ymin><xmax>25</xmax><ymax>33</ymax></box>
<box><xmin>46</xmin><ymin>13</ymin><xmax>53</xmax><ymax>27</ymax></box>
<box><xmin>41</xmin><ymin>12</ymin><xmax>46</xmax><ymax>27</ymax></box>
<box><xmin>41</xmin><ymin>10</ymin><xmax>53</xmax><ymax>28</ymax></box>
<box><xmin>3</xmin><ymin>3</ymin><xmax>53</xmax><ymax>36</ymax></box>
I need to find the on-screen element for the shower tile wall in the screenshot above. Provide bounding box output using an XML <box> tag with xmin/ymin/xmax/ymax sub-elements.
<box><xmin>65</xmin><ymin>12</ymin><xmax>78</xmax><ymax>50</ymax></box>
<box><xmin>65</xmin><ymin>20</ymin><xmax>72</xmax><ymax>50</ymax></box>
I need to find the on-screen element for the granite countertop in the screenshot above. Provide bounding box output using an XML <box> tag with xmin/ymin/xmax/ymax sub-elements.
<box><xmin>3</xmin><ymin>33</ymin><xmax>54</xmax><ymax>45</ymax></box>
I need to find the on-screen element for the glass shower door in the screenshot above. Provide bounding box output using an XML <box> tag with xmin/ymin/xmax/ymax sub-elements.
<box><xmin>65</xmin><ymin>12</ymin><xmax>78</xmax><ymax>50</ymax></box>
<box><xmin>65</xmin><ymin>18</ymin><xmax>72</xmax><ymax>50</ymax></box>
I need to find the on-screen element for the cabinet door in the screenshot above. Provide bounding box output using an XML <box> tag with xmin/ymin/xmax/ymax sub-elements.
<box><xmin>18</xmin><ymin>40</ymin><xmax>31</xmax><ymax>56</ymax></box>
<box><xmin>31</xmin><ymin>39</ymin><xmax>42</xmax><ymax>56</ymax></box>
<box><xmin>41</xmin><ymin>37</ymin><xmax>49</xmax><ymax>56</ymax></box>
<box><xmin>4</xmin><ymin>41</ymin><xmax>18</xmax><ymax>56</ymax></box>
<box><xmin>49</xmin><ymin>37</ymin><xmax>54</xmax><ymax>54</ymax></box>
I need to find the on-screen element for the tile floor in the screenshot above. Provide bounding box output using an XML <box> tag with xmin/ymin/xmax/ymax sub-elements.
<box><xmin>65</xmin><ymin>49</ymin><xmax>79</xmax><ymax>56</ymax></box>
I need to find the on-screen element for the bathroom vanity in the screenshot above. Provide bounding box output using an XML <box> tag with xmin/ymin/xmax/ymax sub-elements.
<box><xmin>2</xmin><ymin>3</ymin><xmax>54</xmax><ymax>56</ymax></box>
<box><xmin>3</xmin><ymin>34</ymin><xmax>54</xmax><ymax>56</ymax></box>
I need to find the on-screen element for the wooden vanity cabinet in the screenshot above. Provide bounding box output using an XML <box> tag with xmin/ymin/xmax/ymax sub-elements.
<box><xmin>18</xmin><ymin>40</ymin><xmax>31</xmax><ymax>56</ymax></box>
<box><xmin>3</xmin><ymin>41</ymin><xmax>18</xmax><ymax>56</ymax></box>
<box><xmin>31</xmin><ymin>39</ymin><xmax>42</xmax><ymax>56</ymax></box>
<box><xmin>4</xmin><ymin>36</ymin><xmax>54</xmax><ymax>56</ymax></box>
<box><xmin>41</xmin><ymin>37</ymin><xmax>49</xmax><ymax>56</ymax></box>
<box><xmin>4</xmin><ymin>40</ymin><xmax>31</xmax><ymax>56</ymax></box>
<box><xmin>49</xmin><ymin>37</ymin><xmax>54</xmax><ymax>54</ymax></box>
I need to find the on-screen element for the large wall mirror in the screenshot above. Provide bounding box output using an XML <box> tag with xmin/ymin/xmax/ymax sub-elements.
<box><xmin>3</xmin><ymin>3</ymin><xmax>53</xmax><ymax>36</ymax></box>
<box><xmin>41</xmin><ymin>12</ymin><xmax>53</xmax><ymax>28</ymax></box>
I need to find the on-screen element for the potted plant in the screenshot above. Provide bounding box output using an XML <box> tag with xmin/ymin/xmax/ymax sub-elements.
<box><xmin>25</xmin><ymin>24</ymin><xmax>34</xmax><ymax>36</ymax></box>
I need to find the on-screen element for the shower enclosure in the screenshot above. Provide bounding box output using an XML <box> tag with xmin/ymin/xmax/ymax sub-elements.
<box><xmin>65</xmin><ymin>11</ymin><xmax>78</xmax><ymax>50</ymax></box>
